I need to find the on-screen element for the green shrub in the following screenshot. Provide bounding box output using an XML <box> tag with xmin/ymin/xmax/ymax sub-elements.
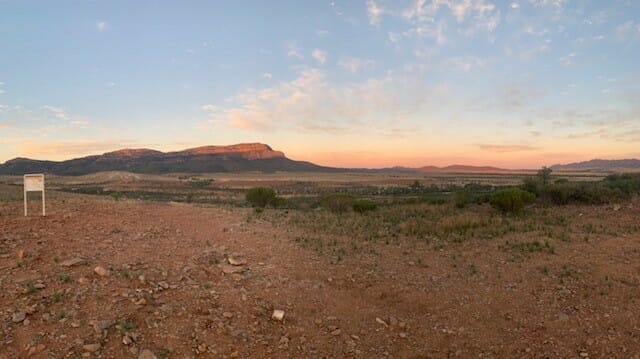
<box><xmin>543</xmin><ymin>184</ymin><xmax>572</xmax><ymax>205</ymax></box>
<box><xmin>490</xmin><ymin>188</ymin><xmax>535</xmax><ymax>213</ymax></box>
<box><xmin>453</xmin><ymin>190</ymin><xmax>472</xmax><ymax>209</ymax></box>
<box><xmin>352</xmin><ymin>199</ymin><xmax>377</xmax><ymax>213</ymax></box>
<box><xmin>246</xmin><ymin>187</ymin><xmax>277</xmax><ymax>208</ymax></box>
<box><xmin>110</xmin><ymin>191</ymin><xmax>123</xmax><ymax>201</ymax></box>
<box><xmin>321</xmin><ymin>193</ymin><xmax>354</xmax><ymax>213</ymax></box>
<box><xmin>522</xmin><ymin>177</ymin><xmax>542</xmax><ymax>196</ymax></box>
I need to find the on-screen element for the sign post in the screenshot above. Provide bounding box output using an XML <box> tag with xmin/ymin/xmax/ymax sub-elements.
<box><xmin>24</xmin><ymin>174</ymin><xmax>45</xmax><ymax>216</ymax></box>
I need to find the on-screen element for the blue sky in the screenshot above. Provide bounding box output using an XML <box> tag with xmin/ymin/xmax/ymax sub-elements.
<box><xmin>0</xmin><ymin>0</ymin><xmax>639</xmax><ymax>168</ymax></box>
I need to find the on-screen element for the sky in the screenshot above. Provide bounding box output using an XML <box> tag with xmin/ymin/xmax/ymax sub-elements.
<box><xmin>0</xmin><ymin>0</ymin><xmax>639</xmax><ymax>169</ymax></box>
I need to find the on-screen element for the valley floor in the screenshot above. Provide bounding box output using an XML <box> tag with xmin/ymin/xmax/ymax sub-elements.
<box><xmin>1</xmin><ymin>194</ymin><xmax>640</xmax><ymax>358</ymax></box>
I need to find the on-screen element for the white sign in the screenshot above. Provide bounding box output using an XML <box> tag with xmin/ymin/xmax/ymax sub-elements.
<box><xmin>24</xmin><ymin>174</ymin><xmax>46</xmax><ymax>216</ymax></box>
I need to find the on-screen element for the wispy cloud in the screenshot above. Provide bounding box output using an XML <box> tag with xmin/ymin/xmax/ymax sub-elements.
<box><xmin>338</xmin><ymin>57</ymin><xmax>375</xmax><ymax>73</ymax></box>
<box><xmin>446</xmin><ymin>56</ymin><xmax>486</xmax><ymax>71</ymax></box>
<box><xmin>96</xmin><ymin>21</ymin><xmax>107</xmax><ymax>31</ymax></box>
<box><xmin>478</xmin><ymin>144</ymin><xmax>539</xmax><ymax>153</ymax></box>
<box><xmin>558</xmin><ymin>52</ymin><xmax>576</xmax><ymax>66</ymax></box>
<box><xmin>367</xmin><ymin>0</ymin><xmax>384</xmax><ymax>27</ymax></box>
<box><xmin>311</xmin><ymin>49</ymin><xmax>328</xmax><ymax>65</ymax></box>
<box><xmin>402</xmin><ymin>0</ymin><xmax>500</xmax><ymax>40</ymax></box>
<box><xmin>1</xmin><ymin>139</ymin><xmax>137</xmax><ymax>160</ymax></box>
<box><xmin>286</xmin><ymin>45</ymin><xmax>304</xmax><ymax>59</ymax></box>
<box><xmin>529</xmin><ymin>0</ymin><xmax>565</xmax><ymax>8</ymax></box>
<box><xmin>43</xmin><ymin>105</ymin><xmax>90</xmax><ymax>127</ymax></box>
<box><xmin>261</xmin><ymin>72</ymin><xmax>273</xmax><ymax>80</ymax></box>
<box><xmin>201</xmin><ymin>67</ymin><xmax>434</xmax><ymax>133</ymax></box>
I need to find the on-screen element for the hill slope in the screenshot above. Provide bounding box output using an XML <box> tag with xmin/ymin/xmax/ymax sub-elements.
<box><xmin>551</xmin><ymin>159</ymin><xmax>640</xmax><ymax>172</ymax></box>
<box><xmin>0</xmin><ymin>143</ymin><xmax>336</xmax><ymax>175</ymax></box>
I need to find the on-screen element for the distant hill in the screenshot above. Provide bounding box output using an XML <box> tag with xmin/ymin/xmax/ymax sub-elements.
<box><xmin>0</xmin><ymin>142</ymin><xmax>537</xmax><ymax>176</ymax></box>
<box><xmin>551</xmin><ymin>159</ymin><xmax>640</xmax><ymax>172</ymax></box>
<box><xmin>0</xmin><ymin>143</ymin><xmax>337</xmax><ymax>175</ymax></box>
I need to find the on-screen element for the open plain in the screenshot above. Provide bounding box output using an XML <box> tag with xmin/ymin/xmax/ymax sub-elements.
<box><xmin>1</xmin><ymin>173</ymin><xmax>640</xmax><ymax>358</ymax></box>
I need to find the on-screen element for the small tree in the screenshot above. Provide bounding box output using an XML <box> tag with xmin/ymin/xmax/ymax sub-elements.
<box><xmin>537</xmin><ymin>166</ymin><xmax>552</xmax><ymax>186</ymax></box>
<box><xmin>246</xmin><ymin>187</ymin><xmax>277</xmax><ymax>208</ymax></box>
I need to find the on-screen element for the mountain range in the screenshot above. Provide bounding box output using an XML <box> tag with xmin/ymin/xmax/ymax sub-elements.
<box><xmin>0</xmin><ymin>143</ymin><xmax>333</xmax><ymax>175</ymax></box>
<box><xmin>550</xmin><ymin>159</ymin><xmax>640</xmax><ymax>172</ymax></box>
<box><xmin>0</xmin><ymin>143</ymin><xmax>638</xmax><ymax>175</ymax></box>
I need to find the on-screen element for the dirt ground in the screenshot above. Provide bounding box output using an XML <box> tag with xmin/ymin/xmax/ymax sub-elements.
<box><xmin>1</xmin><ymin>193</ymin><xmax>640</xmax><ymax>358</ymax></box>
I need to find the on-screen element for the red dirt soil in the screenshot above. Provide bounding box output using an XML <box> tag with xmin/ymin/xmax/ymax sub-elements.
<box><xmin>1</xmin><ymin>196</ymin><xmax>640</xmax><ymax>358</ymax></box>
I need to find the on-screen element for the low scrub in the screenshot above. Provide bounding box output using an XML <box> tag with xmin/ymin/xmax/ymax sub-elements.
<box><xmin>321</xmin><ymin>193</ymin><xmax>354</xmax><ymax>213</ymax></box>
<box><xmin>490</xmin><ymin>188</ymin><xmax>535</xmax><ymax>213</ymax></box>
<box><xmin>246</xmin><ymin>187</ymin><xmax>277</xmax><ymax>208</ymax></box>
<box><xmin>352</xmin><ymin>199</ymin><xmax>377</xmax><ymax>213</ymax></box>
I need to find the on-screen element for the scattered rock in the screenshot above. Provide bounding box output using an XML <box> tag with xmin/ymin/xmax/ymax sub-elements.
<box><xmin>376</xmin><ymin>317</ymin><xmax>388</xmax><ymax>327</ymax></box>
<box><xmin>17</xmin><ymin>250</ymin><xmax>25</xmax><ymax>259</ymax></box>
<box><xmin>138</xmin><ymin>349</ymin><xmax>157</xmax><ymax>359</ymax></box>
<box><xmin>228</xmin><ymin>256</ymin><xmax>247</xmax><ymax>266</ymax></box>
<box><xmin>60</xmin><ymin>258</ymin><xmax>87</xmax><ymax>267</ymax></box>
<box><xmin>123</xmin><ymin>335</ymin><xmax>133</xmax><ymax>345</ymax></box>
<box><xmin>331</xmin><ymin>328</ymin><xmax>342</xmax><ymax>336</ymax></box>
<box><xmin>221</xmin><ymin>264</ymin><xmax>245</xmax><ymax>274</ymax></box>
<box><xmin>12</xmin><ymin>312</ymin><xmax>26</xmax><ymax>323</ymax></box>
<box><xmin>272</xmin><ymin>309</ymin><xmax>285</xmax><ymax>321</ymax></box>
<box><xmin>83</xmin><ymin>343</ymin><xmax>101</xmax><ymax>352</ymax></box>
<box><xmin>94</xmin><ymin>266</ymin><xmax>109</xmax><ymax>277</ymax></box>
<box><xmin>223</xmin><ymin>312</ymin><xmax>234</xmax><ymax>319</ymax></box>
<box><xmin>196</xmin><ymin>343</ymin><xmax>207</xmax><ymax>354</ymax></box>
<box><xmin>78</xmin><ymin>277</ymin><xmax>90</xmax><ymax>285</ymax></box>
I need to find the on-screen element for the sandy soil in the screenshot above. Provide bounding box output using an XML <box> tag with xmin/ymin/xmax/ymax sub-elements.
<box><xmin>1</xmin><ymin>195</ymin><xmax>640</xmax><ymax>358</ymax></box>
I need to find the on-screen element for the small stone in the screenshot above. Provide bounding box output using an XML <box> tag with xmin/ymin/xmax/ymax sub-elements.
<box><xmin>34</xmin><ymin>282</ymin><xmax>45</xmax><ymax>289</ymax></box>
<box><xmin>228</xmin><ymin>256</ymin><xmax>247</xmax><ymax>266</ymax></box>
<box><xmin>136</xmin><ymin>298</ymin><xmax>147</xmax><ymax>306</ymax></box>
<box><xmin>123</xmin><ymin>335</ymin><xmax>133</xmax><ymax>345</ymax></box>
<box><xmin>579</xmin><ymin>352</ymin><xmax>589</xmax><ymax>358</ymax></box>
<box><xmin>272</xmin><ymin>310</ymin><xmax>285</xmax><ymax>321</ymax></box>
<box><xmin>18</xmin><ymin>250</ymin><xmax>25</xmax><ymax>259</ymax></box>
<box><xmin>223</xmin><ymin>312</ymin><xmax>234</xmax><ymax>319</ymax></box>
<box><xmin>94</xmin><ymin>266</ymin><xmax>109</xmax><ymax>277</ymax></box>
<box><xmin>399</xmin><ymin>332</ymin><xmax>408</xmax><ymax>338</ymax></box>
<box><xmin>78</xmin><ymin>277</ymin><xmax>90</xmax><ymax>285</ymax></box>
<box><xmin>221</xmin><ymin>264</ymin><xmax>244</xmax><ymax>274</ymax></box>
<box><xmin>314</xmin><ymin>318</ymin><xmax>322</xmax><ymax>325</ymax></box>
<box><xmin>331</xmin><ymin>328</ymin><xmax>342</xmax><ymax>336</ymax></box>
<box><xmin>60</xmin><ymin>258</ymin><xmax>87</xmax><ymax>267</ymax></box>
<box><xmin>138</xmin><ymin>349</ymin><xmax>157</xmax><ymax>359</ymax></box>
<box><xmin>12</xmin><ymin>312</ymin><xmax>26</xmax><ymax>323</ymax></box>
<box><xmin>196</xmin><ymin>343</ymin><xmax>207</xmax><ymax>353</ymax></box>
<box><xmin>389</xmin><ymin>316</ymin><xmax>398</xmax><ymax>326</ymax></box>
<box><xmin>83</xmin><ymin>343</ymin><xmax>101</xmax><ymax>352</ymax></box>
<box><xmin>375</xmin><ymin>317</ymin><xmax>388</xmax><ymax>326</ymax></box>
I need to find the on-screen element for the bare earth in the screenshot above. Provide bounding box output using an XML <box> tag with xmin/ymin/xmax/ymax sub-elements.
<box><xmin>1</xmin><ymin>194</ymin><xmax>640</xmax><ymax>358</ymax></box>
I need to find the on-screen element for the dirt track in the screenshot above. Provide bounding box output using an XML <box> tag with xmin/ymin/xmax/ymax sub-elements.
<box><xmin>1</xmin><ymin>196</ymin><xmax>640</xmax><ymax>358</ymax></box>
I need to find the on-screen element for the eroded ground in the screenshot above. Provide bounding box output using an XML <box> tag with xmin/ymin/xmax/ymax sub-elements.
<box><xmin>1</xmin><ymin>191</ymin><xmax>640</xmax><ymax>358</ymax></box>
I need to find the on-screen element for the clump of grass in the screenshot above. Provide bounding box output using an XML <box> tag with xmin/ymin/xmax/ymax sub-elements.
<box><xmin>57</xmin><ymin>272</ymin><xmax>71</xmax><ymax>283</ymax></box>
<box><xmin>117</xmin><ymin>319</ymin><xmax>134</xmax><ymax>335</ymax></box>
